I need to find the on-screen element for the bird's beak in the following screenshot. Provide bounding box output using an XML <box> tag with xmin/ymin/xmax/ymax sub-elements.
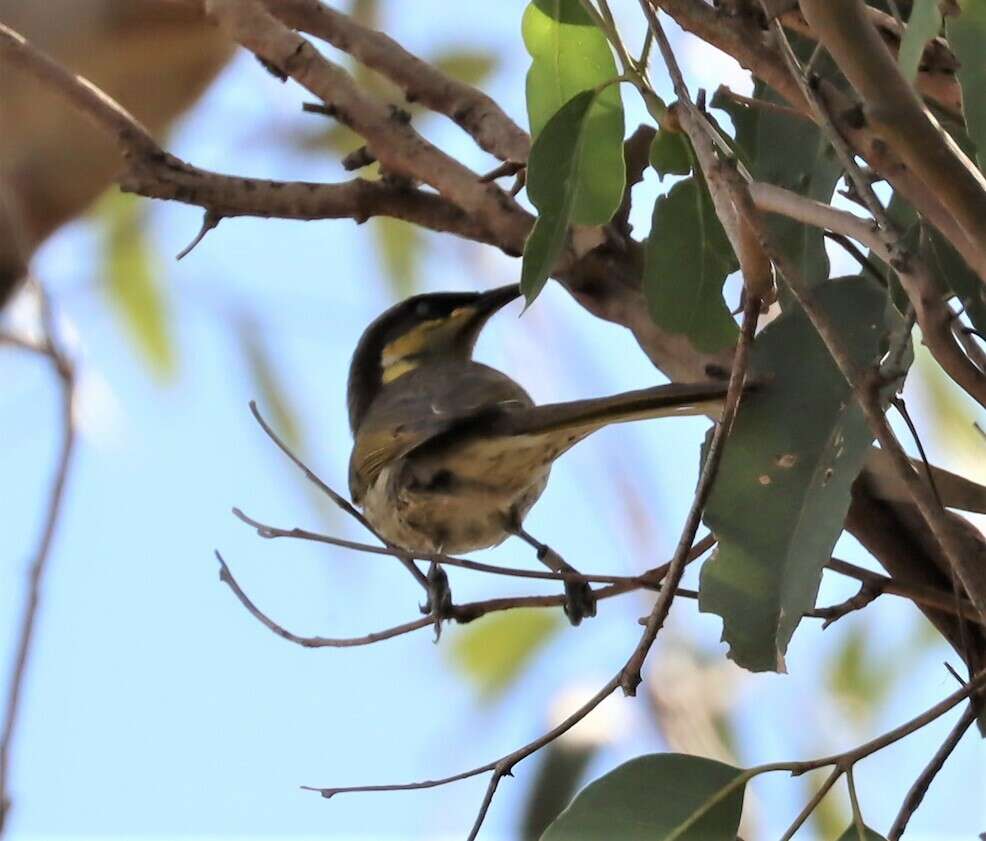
<box><xmin>471</xmin><ymin>283</ymin><xmax>522</xmax><ymax>319</ymax></box>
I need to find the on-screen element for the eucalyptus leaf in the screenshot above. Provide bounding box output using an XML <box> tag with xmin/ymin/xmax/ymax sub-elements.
<box><xmin>447</xmin><ymin>608</ymin><xmax>561</xmax><ymax>699</ymax></box>
<box><xmin>899</xmin><ymin>0</ymin><xmax>943</xmax><ymax>82</ymax></box>
<box><xmin>948</xmin><ymin>1</ymin><xmax>986</xmax><ymax>170</ymax></box>
<box><xmin>649</xmin><ymin>129</ymin><xmax>692</xmax><ymax>179</ymax></box>
<box><xmin>643</xmin><ymin>176</ymin><xmax>739</xmax><ymax>353</ymax></box>
<box><xmin>699</xmin><ymin>278</ymin><xmax>901</xmax><ymax>672</ymax></box>
<box><xmin>540</xmin><ymin>754</ymin><xmax>745</xmax><ymax>841</ymax></box>
<box><xmin>96</xmin><ymin>191</ymin><xmax>176</xmax><ymax>380</ymax></box>
<box><xmin>836</xmin><ymin>823</ymin><xmax>887</xmax><ymax>841</ymax></box>
<box><xmin>520</xmin><ymin>87</ymin><xmax>625</xmax><ymax>302</ymax></box>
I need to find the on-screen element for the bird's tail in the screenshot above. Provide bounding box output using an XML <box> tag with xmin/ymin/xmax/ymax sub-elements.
<box><xmin>493</xmin><ymin>381</ymin><xmax>733</xmax><ymax>440</ymax></box>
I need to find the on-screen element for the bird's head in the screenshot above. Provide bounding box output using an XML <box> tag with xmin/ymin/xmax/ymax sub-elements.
<box><xmin>347</xmin><ymin>284</ymin><xmax>521</xmax><ymax>431</ymax></box>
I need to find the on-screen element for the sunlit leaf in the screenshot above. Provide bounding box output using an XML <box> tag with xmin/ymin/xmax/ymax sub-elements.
<box><xmin>522</xmin><ymin>0</ymin><xmax>621</xmax><ymax>137</ymax></box>
<box><xmin>948</xmin><ymin>1</ymin><xmax>986</xmax><ymax>169</ymax></box>
<box><xmin>373</xmin><ymin>217</ymin><xmax>424</xmax><ymax>298</ymax></box>
<box><xmin>234</xmin><ymin>316</ymin><xmax>302</xmax><ymax>449</ymax></box>
<box><xmin>432</xmin><ymin>49</ymin><xmax>499</xmax><ymax>87</ymax></box>
<box><xmin>700</xmin><ymin>278</ymin><xmax>903</xmax><ymax>672</ymax></box>
<box><xmin>520</xmin><ymin>87</ymin><xmax>625</xmax><ymax>302</ymax></box>
<box><xmin>643</xmin><ymin>177</ymin><xmax>739</xmax><ymax>353</ymax></box>
<box><xmin>899</xmin><ymin>0</ymin><xmax>943</xmax><ymax>82</ymax></box>
<box><xmin>648</xmin><ymin>129</ymin><xmax>691</xmax><ymax>180</ymax></box>
<box><xmin>95</xmin><ymin>191</ymin><xmax>176</xmax><ymax>380</ymax></box>
<box><xmin>447</xmin><ymin>609</ymin><xmax>561</xmax><ymax>699</ymax></box>
<box><xmin>540</xmin><ymin>754</ymin><xmax>745</xmax><ymax>841</ymax></box>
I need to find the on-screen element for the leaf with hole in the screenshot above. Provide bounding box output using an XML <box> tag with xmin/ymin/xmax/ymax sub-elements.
<box><xmin>643</xmin><ymin>176</ymin><xmax>738</xmax><ymax>353</ymax></box>
<box><xmin>699</xmin><ymin>278</ymin><xmax>901</xmax><ymax>672</ymax></box>
<box><xmin>540</xmin><ymin>753</ymin><xmax>745</xmax><ymax>841</ymax></box>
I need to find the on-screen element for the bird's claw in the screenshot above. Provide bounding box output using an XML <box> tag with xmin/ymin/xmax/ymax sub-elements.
<box><xmin>419</xmin><ymin>561</ymin><xmax>453</xmax><ymax>640</ymax></box>
<box><xmin>562</xmin><ymin>579</ymin><xmax>597</xmax><ymax>626</ymax></box>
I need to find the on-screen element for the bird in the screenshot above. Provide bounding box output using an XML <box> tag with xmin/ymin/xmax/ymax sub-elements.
<box><xmin>346</xmin><ymin>283</ymin><xmax>737</xmax><ymax>625</ymax></box>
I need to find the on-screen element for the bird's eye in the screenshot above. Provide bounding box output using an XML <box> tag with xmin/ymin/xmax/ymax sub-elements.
<box><xmin>414</xmin><ymin>300</ymin><xmax>434</xmax><ymax>319</ymax></box>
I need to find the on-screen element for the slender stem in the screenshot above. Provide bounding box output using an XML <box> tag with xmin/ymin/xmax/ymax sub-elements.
<box><xmin>778</xmin><ymin>767</ymin><xmax>842</xmax><ymax>841</ymax></box>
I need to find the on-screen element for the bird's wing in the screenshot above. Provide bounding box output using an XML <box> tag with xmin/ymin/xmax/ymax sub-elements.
<box><xmin>349</xmin><ymin>363</ymin><xmax>532</xmax><ymax>501</ymax></box>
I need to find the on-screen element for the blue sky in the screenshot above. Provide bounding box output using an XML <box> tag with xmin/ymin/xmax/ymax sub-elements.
<box><xmin>1</xmin><ymin>2</ymin><xmax>984</xmax><ymax>839</ymax></box>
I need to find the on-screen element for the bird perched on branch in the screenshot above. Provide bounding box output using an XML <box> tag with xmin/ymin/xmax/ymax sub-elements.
<box><xmin>346</xmin><ymin>284</ymin><xmax>736</xmax><ymax>625</ymax></box>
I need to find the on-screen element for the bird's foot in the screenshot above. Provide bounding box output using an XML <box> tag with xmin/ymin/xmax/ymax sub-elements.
<box><xmin>419</xmin><ymin>560</ymin><xmax>453</xmax><ymax>640</ymax></box>
<box><xmin>563</xmin><ymin>578</ymin><xmax>598</xmax><ymax>626</ymax></box>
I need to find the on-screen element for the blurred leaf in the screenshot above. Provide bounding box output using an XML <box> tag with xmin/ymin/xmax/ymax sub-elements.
<box><xmin>373</xmin><ymin>217</ymin><xmax>424</xmax><ymax>298</ymax></box>
<box><xmin>95</xmin><ymin>191</ymin><xmax>176</xmax><ymax>380</ymax></box>
<box><xmin>540</xmin><ymin>754</ymin><xmax>745</xmax><ymax>841</ymax></box>
<box><xmin>522</xmin><ymin>0</ymin><xmax>621</xmax><ymax>137</ymax></box>
<box><xmin>447</xmin><ymin>609</ymin><xmax>561</xmax><ymax>699</ymax></box>
<box><xmin>234</xmin><ymin>317</ymin><xmax>302</xmax><ymax>449</ymax></box>
<box><xmin>432</xmin><ymin>49</ymin><xmax>499</xmax><ymax>86</ymax></box>
<box><xmin>521</xmin><ymin>742</ymin><xmax>597</xmax><ymax>840</ymax></box>
<box><xmin>899</xmin><ymin>0</ymin><xmax>943</xmax><ymax>82</ymax></box>
<box><xmin>836</xmin><ymin>823</ymin><xmax>887</xmax><ymax>841</ymax></box>
<box><xmin>809</xmin><ymin>775</ymin><xmax>850</xmax><ymax>840</ymax></box>
<box><xmin>648</xmin><ymin>129</ymin><xmax>691</xmax><ymax>180</ymax></box>
<box><xmin>700</xmin><ymin>278</ymin><xmax>902</xmax><ymax>672</ymax></box>
<box><xmin>828</xmin><ymin>624</ymin><xmax>899</xmax><ymax>720</ymax></box>
<box><xmin>643</xmin><ymin>176</ymin><xmax>739</xmax><ymax>353</ymax></box>
<box><xmin>713</xmin><ymin>75</ymin><xmax>841</xmax><ymax>293</ymax></box>
<box><xmin>948</xmin><ymin>1</ymin><xmax>986</xmax><ymax>169</ymax></box>
<box><xmin>520</xmin><ymin>87</ymin><xmax>626</xmax><ymax>302</ymax></box>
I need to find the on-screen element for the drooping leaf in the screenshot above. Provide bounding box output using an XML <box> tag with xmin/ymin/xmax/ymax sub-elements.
<box><xmin>643</xmin><ymin>177</ymin><xmax>739</xmax><ymax>353</ymax></box>
<box><xmin>836</xmin><ymin>823</ymin><xmax>887</xmax><ymax>841</ymax></box>
<box><xmin>447</xmin><ymin>609</ymin><xmax>561</xmax><ymax>699</ymax></box>
<box><xmin>373</xmin><ymin>217</ymin><xmax>424</xmax><ymax>298</ymax></box>
<box><xmin>234</xmin><ymin>316</ymin><xmax>302</xmax><ymax>449</ymax></box>
<box><xmin>899</xmin><ymin>0</ymin><xmax>943</xmax><ymax>82</ymax></box>
<box><xmin>432</xmin><ymin>49</ymin><xmax>499</xmax><ymax>86</ymax></box>
<box><xmin>95</xmin><ymin>191</ymin><xmax>176</xmax><ymax>380</ymax></box>
<box><xmin>520</xmin><ymin>87</ymin><xmax>625</xmax><ymax>302</ymax></box>
<box><xmin>649</xmin><ymin>129</ymin><xmax>692</xmax><ymax>180</ymax></box>
<box><xmin>522</xmin><ymin>0</ymin><xmax>621</xmax><ymax>138</ymax></box>
<box><xmin>713</xmin><ymin>75</ymin><xmax>841</xmax><ymax>293</ymax></box>
<box><xmin>540</xmin><ymin>754</ymin><xmax>745</xmax><ymax>841</ymax></box>
<box><xmin>699</xmin><ymin>278</ymin><xmax>903</xmax><ymax>672</ymax></box>
<box><xmin>521</xmin><ymin>742</ymin><xmax>597</xmax><ymax>841</ymax></box>
<box><xmin>948</xmin><ymin>1</ymin><xmax>986</xmax><ymax>169</ymax></box>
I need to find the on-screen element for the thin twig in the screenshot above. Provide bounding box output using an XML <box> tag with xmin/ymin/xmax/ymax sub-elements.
<box><xmin>246</xmin><ymin>401</ymin><xmax>430</xmax><ymax>593</ymax></box>
<box><xmin>887</xmin><ymin>702</ymin><xmax>978</xmax><ymax>840</ymax></box>
<box><xmin>0</xmin><ymin>287</ymin><xmax>75</xmax><ymax>833</ymax></box>
<box><xmin>778</xmin><ymin>767</ymin><xmax>842</xmax><ymax>841</ymax></box>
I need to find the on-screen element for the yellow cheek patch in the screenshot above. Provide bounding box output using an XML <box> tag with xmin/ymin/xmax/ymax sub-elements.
<box><xmin>381</xmin><ymin>357</ymin><xmax>420</xmax><ymax>384</ymax></box>
<box><xmin>381</xmin><ymin>320</ymin><xmax>440</xmax><ymax>366</ymax></box>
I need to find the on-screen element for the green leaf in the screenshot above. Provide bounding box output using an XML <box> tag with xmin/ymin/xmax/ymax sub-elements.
<box><xmin>432</xmin><ymin>49</ymin><xmax>499</xmax><ymax>87</ymax></box>
<box><xmin>699</xmin><ymin>278</ymin><xmax>902</xmax><ymax>672</ymax></box>
<box><xmin>643</xmin><ymin>177</ymin><xmax>739</xmax><ymax>353</ymax></box>
<box><xmin>522</xmin><ymin>0</ymin><xmax>621</xmax><ymax>137</ymax></box>
<box><xmin>447</xmin><ymin>609</ymin><xmax>561</xmax><ymax>699</ymax></box>
<box><xmin>836</xmin><ymin>823</ymin><xmax>887</xmax><ymax>841</ymax></box>
<box><xmin>95</xmin><ymin>191</ymin><xmax>176</xmax><ymax>380</ymax></box>
<box><xmin>373</xmin><ymin>217</ymin><xmax>423</xmax><ymax>298</ymax></box>
<box><xmin>521</xmin><ymin>743</ymin><xmax>597</xmax><ymax>841</ymax></box>
<box><xmin>648</xmin><ymin>129</ymin><xmax>691</xmax><ymax>179</ymax></box>
<box><xmin>948</xmin><ymin>1</ymin><xmax>986</xmax><ymax>169</ymax></box>
<box><xmin>540</xmin><ymin>754</ymin><xmax>745</xmax><ymax>841</ymax></box>
<box><xmin>899</xmin><ymin>0</ymin><xmax>943</xmax><ymax>82</ymax></box>
<box><xmin>520</xmin><ymin>87</ymin><xmax>626</xmax><ymax>302</ymax></box>
<box><xmin>234</xmin><ymin>316</ymin><xmax>302</xmax><ymax>449</ymax></box>
<box><xmin>713</xmin><ymin>76</ymin><xmax>841</xmax><ymax>292</ymax></box>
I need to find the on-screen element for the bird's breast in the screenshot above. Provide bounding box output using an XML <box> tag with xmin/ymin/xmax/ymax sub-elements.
<box><xmin>359</xmin><ymin>437</ymin><xmax>553</xmax><ymax>554</ymax></box>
